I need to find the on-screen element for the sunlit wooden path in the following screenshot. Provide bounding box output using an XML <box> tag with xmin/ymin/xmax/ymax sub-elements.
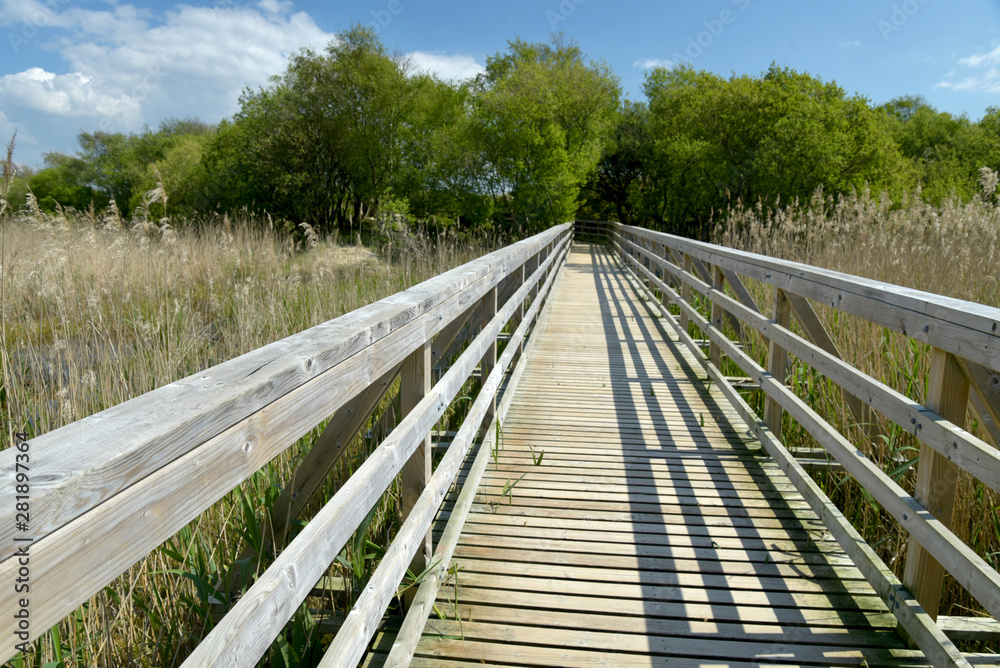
<box><xmin>400</xmin><ymin>243</ymin><xmax>925</xmax><ymax>667</ymax></box>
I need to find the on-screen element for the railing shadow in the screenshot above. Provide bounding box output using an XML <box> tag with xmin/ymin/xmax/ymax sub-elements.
<box><xmin>586</xmin><ymin>242</ymin><xmax>893</xmax><ymax>663</ymax></box>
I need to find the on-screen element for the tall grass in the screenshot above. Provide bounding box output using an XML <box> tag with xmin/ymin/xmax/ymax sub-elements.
<box><xmin>713</xmin><ymin>178</ymin><xmax>1000</xmax><ymax>627</ymax></box>
<box><xmin>0</xmin><ymin>197</ymin><xmax>494</xmax><ymax>666</ymax></box>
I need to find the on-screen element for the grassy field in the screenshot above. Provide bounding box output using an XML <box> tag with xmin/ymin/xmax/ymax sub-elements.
<box><xmin>0</xmin><ymin>200</ymin><xmax>494</xmax><ymax>666</ymax></box>
<box><xmin>713</xmin><ymin>179</ymin><xmax>1000</xmax><ymax>631</ymax></box>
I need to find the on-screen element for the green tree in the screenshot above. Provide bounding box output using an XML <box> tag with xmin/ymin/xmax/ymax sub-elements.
<box><xmin>395</xmin><ymin>74</ymin><xmax>493</xmax><ymax>227</ymax></box>
<box><xmin>881</xmin><ymin>96</ymin><xmax>996</xmax><ymax>203</ymax></box>
<box><xmin>207</xmin><ymin>25</ymin><xmax>414</xmax><ymax>232</ymax></box>
<box><xmin>582</xmin><ymin>101</ymin><xmax>651</xmax><ymax>225</ymax></box>
<box><xmin>472</xmin><ymin>36</ymin><xmax>620</xmax><ymax>230</ymax></box>
<box><xmin>642</xmin><ymin>63</ymin><xmax>908</xmax><ymax>235</ymax></box>
<box><xmin>29</xmin><ymin>153</ymin><xmax>107</xmax><ymax>213</ymax></box>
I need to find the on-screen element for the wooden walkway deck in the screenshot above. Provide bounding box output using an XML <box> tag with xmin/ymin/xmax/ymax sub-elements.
<box><xmin>408</xmin><ymin>243</ymin><xmax>927</xmax><ymax>667</ymax></box>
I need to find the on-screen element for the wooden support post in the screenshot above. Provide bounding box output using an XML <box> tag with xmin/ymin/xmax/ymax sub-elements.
<box><xmin>528</xmin><ymin>252</ymin><xmax>540</xmax><ymax>309</ymax></box>
<box><xmin>904</xmin><ymin>348</ymin><xmax>970</xmax><ymax>620</ymax></box>
<box><xmin>764</xmin><ymin>288</ymin><xmax>791</xmax><ymax>437</ymax></box>
<box><xmin>480</xmin><ymin>287</ymin><xmax>498</xmax><ymax>431</ymax></box>
<box><xmin>710</xmin><ymin>265</ymin><xmax>725</xmax><ymax>369</ymax></box>
<box><xmin>658</xmin><ymin>245</ymin><xmax>672</xmax><ymax>319</ymax></box>
<box><xmin>400</xmin><ymin>341</ymin><xmax>432</xmax><ymax>607</ymax></box>
<box><xmin>680</xmin><ymin>254</ymin><xmax>694</xmax><ymax>334</ymax></box>
<box><xmin>514</xmin><ymin>265</ymin><xmax>527</xmax><ymax>356</ymax></box>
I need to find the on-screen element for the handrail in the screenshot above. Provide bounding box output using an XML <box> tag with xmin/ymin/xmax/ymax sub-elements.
<box><xmin>0</xmin><ymin>222</ymin><xmax>573</xmax><ymax>664</ymax></box>
<box><xmin>592</xmin><ymin>219</ymin><xmax>1000</xmax><ymax>668</ymax></box>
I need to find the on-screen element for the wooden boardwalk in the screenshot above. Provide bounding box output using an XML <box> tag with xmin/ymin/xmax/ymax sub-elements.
<box><xmin>409</xmin><ymin>243</ymin><xmax>927</xmax><ymax>667</ymax></box>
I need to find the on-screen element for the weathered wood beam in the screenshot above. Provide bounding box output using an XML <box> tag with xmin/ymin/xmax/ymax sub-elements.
<box><xmin>613</xmin><ymin>241</ymin><xmax>975</xmax><ymax>666</ymax></box>
<box><xmin>764</xmin><ymin>288</ymin><xmax>791</xmax><ymax>437</ymax></box>
<box><xmin>905</xmin><ymin>349</ymin><xmax>970</xmax><ymax>620</ymax></box>
<box><xmin>400</xmin><ymin>341</ymin><xmax>432</xmax><ymax>608</ymax></box>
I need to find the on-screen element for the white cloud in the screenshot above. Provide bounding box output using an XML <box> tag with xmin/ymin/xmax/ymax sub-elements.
<box><xmin>0</xmin><ymin>68</ymin><xmax>133</xmax><ymax>118</ymax></box>
<box><xmin>0</xmin><ymin>2</ymin><xmax>338</xmax><ymax>135</ymax></box>
<box><xmin>839</xmin><ymin>40</ymin><xmax>861</xmax><ymax>49</ymax></box>
<box><xmin>960</xmin><ymin>45</ymin><xmax>1000</xmax><ymax>68</ymax></box>
<box><xmin>406</xmin><ymin>51</ymin><xmax>484</xmax><ymax>81</ymax></box>
<box><xmin>258</xmin><ymin>0</ymin><xmax>294</xmax><ymax>15</ymax></box>
<box><xmin>935</xmin><ymin>44</ymin><xmax>1000</xmax><ymax>94</ymax></box>
<box><xmin>633</xmin><ymin>58</ymin><xmax>673</xmax><ymax>70</ymax></box>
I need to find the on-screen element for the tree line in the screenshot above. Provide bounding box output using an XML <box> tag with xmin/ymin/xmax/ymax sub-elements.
<box><xmin>7</xmin><ymin>26</ymin><xmax>1000</xmax><ymax>238</ymax></box>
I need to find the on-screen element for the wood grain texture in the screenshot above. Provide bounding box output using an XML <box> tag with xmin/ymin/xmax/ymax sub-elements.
<box><xmin>615</xmin><ymin>242</ymin><xmax>969</xmax><ymax>667</ymax></box>
<box><xmin>407</xmin><ymin>242</ymin><xmax>934</xmax><ymax>667</ymax></box>
<box><xmin>0</xmin><ymin>227</ymin><xmax>572</xmax><ymax>663</ymax></box>
<box><xmin>320</xmin><ymin>239</ymin><xmax>571</xmax><ymax>668</ymax></box>
<box><xmin>765</xmin><ymin>288</ymin><xmax>791</xmax><ymax>435</ymax></box>
<box><xmin>178</xmin><ymin>233</ymin><xmax>572</xmax><ymax>668</ymax></box>
<box><xmin>615</xmin><ymin>223</ymin><xmax>1000</xmax><ymax>370</ymax></box>
<box><xmin>905</xmin><ymin>349</ymin><xmax>971</xmax><ymax>620</ymax></box>
<box><xmin>619</xmin><ymin>232</ymin><xmax>1000</xmax><ymax>497</ymax></box>
<box><xmin>400</xmin><ymin>340</ymin><xmax>433</xmax><ymax>606</ymax></box>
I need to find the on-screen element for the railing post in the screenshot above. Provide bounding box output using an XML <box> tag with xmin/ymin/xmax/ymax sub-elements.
<box><xmin>764</xmin><ymin>288</ymin><xmax>791</xmax><ymax>436</ymax></box>
<box><xmin>681</xmin><ymin>254</ymin><xmax>693</xmax><ymax>333</ymax></box>
<box><xmin>710</xmin><ymin>265</ymin><xmax>724</xmax><ymax>369</ymax></box>
<box><xmin>904</xmin><ymin>348</ymin><xmax>970</xmax><ymax>620</ymax></box>
<box><xmin>400</xmin><ymin>340</ymin><xmax>432</xmax><ymax>607</ymax></box>
<box><xmin>512</xmin><ymin>264</ymin><xmax>527</xmax><ymax>356</ymax></box>
<box><xmin>480</xmin><ymin>287</ymin><xmax>498</xmax><ymax>430</ymax></box>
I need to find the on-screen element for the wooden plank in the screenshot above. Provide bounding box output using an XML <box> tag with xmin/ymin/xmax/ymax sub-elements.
<box><xmin>316</xmin><ymin>238</ymin><xmax>572</xmax><ymax>668</ymax></box>
<box><xmin>680</xmin><ymin>253</ymin><xmax>693</xmax><ymax>332</ymax></box>
<box><xmin>479</xmin><ymin>288</ymin><xmax>497</xmax><ymax>432</ymax></box>
<box><xmin>384</xmin><ymin>240</ymin><xmax>571</xmax><ymax>668</ymax></box>
<box><xmin>418</xmin><ymin>620</ymin><xmax>917</xmax><ymax>667</ymax></box>
<box><xmin>400</xmin><ymin>340</ymin><xmax>432</xmax><ymax>607</ymax></box>
<box><xmin>414</xmin><ymin>637</ymin><xmax>930</xmax><ymax>668</ymax></box>
<box><xmin>616</xmin><ymin>223</ymin><xmax>1000</xmax><ymax>370</ymax></box>
<box><xmin>622</xmin><ymin>234</ymin><xmax>1000</xmax><ymax>497</ymax></box>
<box><xmin>616</xmin><ymin>242</ymin><xmax>968</xmax><ymax>667</ymax></box>
<box><xmin>440</xmin><ymin>602</ymin><xmax>899</xmax><ymax>645</ymax></box>
<box><xmin>177</xmin><ymin>233</ymin><xmax>572</xmax><ymax>668</ymax></box>
<box><xmin>710</xmin><ymin>264</ymin><xmax>724</xmax><ymax>368</ymax></box>
<box><xmin>226</xmin><ymin>363</ymin><xmax>401</xmax><ymax>592</ymax></box>
<box><xmin>765</xmin><ymin>288</ymin><xmax>791</xmax><ymax>436</ymax></box>
<box><xmin>905</xmin><ymin>349</ymin><xmax>971</xmax><ymax>620</ymax></box>
<box><xmin>938</xmin><ymin>616</ymin><xmax>1000</xmax><ymax>642</ymax></box>
<box><xmin>448</xmin><ymin>553</ymin><xmax>866</xmax><ymax>590</ymax></box>
<box><xmin>414</xmin><ymin>242</ymin><xmax>943</xmax><ymax>667</ymax></box>
<box><xmin>267</xmin><ymin>364</ymin><xmax>399</xmax><ymax>546</ymax></box>
<box><xmin>707</xmin><ymin>324</ymin><xmax>989</xmax><ymax>653</ymax></box>
<box><xmin>785</xmin><ymin>291</ymin><xmax>869</xmax><ymax>429</ymax></box>
<box><xmin>958</xmin><ymin>357</ymin><xmax>1000</xmax><ymax>447</ymax></box>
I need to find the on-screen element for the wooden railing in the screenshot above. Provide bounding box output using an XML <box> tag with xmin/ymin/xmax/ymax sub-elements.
<box><xmin>593</xmin><ymin>219</ymin><xmax>1000</xmax><ymax>668</ymax></box>
<box><xmin>0</xmin><ymin>222</ymin><xmax>573</xmax><ymax>665</ymax></box>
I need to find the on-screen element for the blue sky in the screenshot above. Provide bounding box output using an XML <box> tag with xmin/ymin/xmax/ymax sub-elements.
<box><xmin>1</xmin><ymin>0</ymin><xmax>999</xmax><ymax>167</ymax></box>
